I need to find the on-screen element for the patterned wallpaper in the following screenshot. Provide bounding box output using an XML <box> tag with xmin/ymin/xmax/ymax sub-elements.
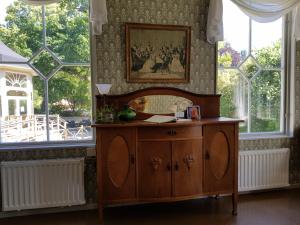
<box><xmin>96</xmin><ymin>0</ymin><xmax>215</xmax><ymax>95</ymax></box>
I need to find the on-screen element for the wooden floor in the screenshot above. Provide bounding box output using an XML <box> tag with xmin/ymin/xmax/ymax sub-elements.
<box><xmin>1</xmin><ymin>189</ymin><xmax>300</xmax><ymax>225</ymax></box>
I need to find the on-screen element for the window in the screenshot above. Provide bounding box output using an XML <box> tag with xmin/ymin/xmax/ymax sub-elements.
<box><xmin>6</xmin><ymin>73</ymin><xmax>27</xmax><ymax>88</ymax></box>
<box><xmin>217</xmin><ymin>0</ymin><xmax>285</xmax><ymax>134</ymax></box>
<box><xmin>0</xmin><ymin>0</ymin><xmax>91</xmax><ymax>143</ymax></box>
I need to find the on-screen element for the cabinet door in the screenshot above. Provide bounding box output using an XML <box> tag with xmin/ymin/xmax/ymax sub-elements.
<box><xmin>101</xmin><ymin>128</ymin><xmax>136</xmax><ymax>202</ymax></box>
<box><xmin>172</xmin><ymin>139</ymin><xmax>203</xmax><ymax>197</ymax></box>
<box><xmin>203</xmin><ymin>124</ymin><xmax>235</xmax><ymax>193</ymax></box>
<box><xmin>138</xmin><ymin>141</ymin><xmax>172</xmax><ymax>199</ymax></box>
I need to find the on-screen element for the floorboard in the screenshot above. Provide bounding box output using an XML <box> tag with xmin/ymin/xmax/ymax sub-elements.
<box><xmin>1</xmin><ymin>189</ymin><xmax>300</xmax><ymax>225</ymax></box>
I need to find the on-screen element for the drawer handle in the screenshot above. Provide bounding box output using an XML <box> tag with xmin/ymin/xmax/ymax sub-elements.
<box><xmin>167</xmin><ymin>130</ymin><xmax>177</xmax><ymax>136</ymax></box>
<box><xmin>166</xmin><ymin>163</ymin><xmax>171</xmax><ymax>171</ymax></box>
<box><xmin>130</xmin><ymin>154</ymin><xmax>135</xmax><ymax>164</ymax></box>
<box><xmin>174</xmin><ymin>161</ymin><xmax>179</xmax><ymax>171</ymax></box>
<box><xmin>205</xmin><ymin>152</ymin><xmax>210</xmax><ymax>160</ymax></box>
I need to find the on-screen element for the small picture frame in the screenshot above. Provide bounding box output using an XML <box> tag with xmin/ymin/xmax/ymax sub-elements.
<box><xmin>187</xmin><ymin>105</ymin><xmax>201</xmax><ymax>120</ymax></box>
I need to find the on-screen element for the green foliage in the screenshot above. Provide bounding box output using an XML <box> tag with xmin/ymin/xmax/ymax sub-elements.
<box><xmin>48</xmin><ymin>67</ymin><xmax>91</xmax><ymax>115</ymax></box>
<box><xmin>96</xmin><ymin>105</ymin><xmax>115</xmax><ymax>123</ymax></box>
<box><xmin>217</xmin><ymin>69</ymin><xmax>238</xmax><ymax>118</ymax></box>
<box><xmin>0</xmin><ymin>0</ymin><xmax>91</xmax><ymax>117</ymax></box>
<box><xmin>218</xmin><ymin>40</ymin><xmax>282</xmax><ymax>133</ymax></box>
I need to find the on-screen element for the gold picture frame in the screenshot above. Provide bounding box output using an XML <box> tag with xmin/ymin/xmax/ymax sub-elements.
<box><xmin>125</xmin><ymin>23</ymin><xmax>191</xmax><ymax>83</ymax></box>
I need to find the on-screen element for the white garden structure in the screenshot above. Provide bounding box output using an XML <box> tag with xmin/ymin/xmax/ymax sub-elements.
<box><xmin>0</xmin><ymin>41</ymin><xmax>84</xmax><ymax>143</ymax></box>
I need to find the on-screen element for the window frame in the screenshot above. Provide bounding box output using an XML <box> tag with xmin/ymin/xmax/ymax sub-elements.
<box><xmin>0</xmin><ymin>1</ymin><xmax>95</xmax><ymax>149</ymax></box>
<box><xmin>216</xmin><ymin>8</ymin><xmax>292</xmax><ymax>138</ymax></box>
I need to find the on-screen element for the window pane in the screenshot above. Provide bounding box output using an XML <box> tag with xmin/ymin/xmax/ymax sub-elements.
<box><xmin>8</xmin><ymin>99</ymin><xmax>16</xmax><ymax>115</ymax></box>
<box><xmin>0</xmin><ymin>1</ymin><xmax>42</xmax><ymax>62</ymax></box>
<box><xmin>20</xmin><ymin>99</ymin><xmax>27</xmax><ymax>115</ymax></box>
<box><xmin>217</xmin><ymin>69</ymin><xmax>248</xmax><ymax>132</ymax></box>
<box><xmin>31</xmin><ymin>50</ymin><xmax>60</xmax><ymax>77</ymax></box>
<box><xmin>250</xmin><ymin>70</ymin><xmax>281</xmax><ymax>132</ymax></box>
<box><xmin>219</xmin><ymin>0</ymin><xmax>250</xmax><ymax>67</ymax></box>
<box><xmin>48</xmin><ymin>66</ymin><xmax>92</xmax><ymax>141</ymax></box>
<box><xmin>46</xmin><ymin>0</ymin><xmax>90</xmax><ymax>63</ymax></box>
<box><xmin>6</xmin><ymin>73</ymin><xmax>27</xmax><ymax>88</ymax></box>
<box><xmin>251</xmin><ymin>19</ymin><xmax>282</xmax><ymax>69</ymax></box>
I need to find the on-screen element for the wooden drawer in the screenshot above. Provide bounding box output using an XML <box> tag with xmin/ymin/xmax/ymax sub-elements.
<box><xmin>138</xmin><ymin>126</ymin><xmax>202</xmax><ymax>140</ymax></box>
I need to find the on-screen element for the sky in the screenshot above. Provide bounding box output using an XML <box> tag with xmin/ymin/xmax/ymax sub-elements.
<box><xmin>1</xmin><ymin>0</ymin><xmax>282</xmax><ymax>52</ymax></box>
<box><xmin>223</xmin><ymin>0</ymin><xmax>282</xmax><ymax>53</ymax></box>
<box><xmin>0</xmin><ymin>0</ymin><xmax>15</xmax><ymax>23</ymax></box>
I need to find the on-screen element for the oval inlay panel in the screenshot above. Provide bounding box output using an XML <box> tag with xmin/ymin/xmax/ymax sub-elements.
<box><xmin>209</xmin><ymin>131</ymin><xmax>229</xmax><ymax>180</ymax></box>
<box><xmin>107</xmin><ymin>136</ymin><xmax>130</xmax><ymax>188</ymax></box>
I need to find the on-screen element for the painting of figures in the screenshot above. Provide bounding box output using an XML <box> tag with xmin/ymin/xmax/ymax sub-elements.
<box><xmin>125</xmin><ymin>23</ymin><xmax>191</xmax><ymax>83</ymax></box>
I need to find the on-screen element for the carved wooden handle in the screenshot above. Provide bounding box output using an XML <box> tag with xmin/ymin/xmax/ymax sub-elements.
<box><xmin>150</xmin><ymin>157</ymin><xmax>162</xmax><ymax>171</ymax></box>
<box><xmin>184</xmin><ymin>154</ymin><xmax>194</xmax><ymax>170</ymax></box>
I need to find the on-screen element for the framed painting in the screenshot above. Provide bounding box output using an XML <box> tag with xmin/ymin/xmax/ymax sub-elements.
<box><xmin>125</xmin><ymin>23</ymin><xmax>191</xmax><ymax>83</ymax></box>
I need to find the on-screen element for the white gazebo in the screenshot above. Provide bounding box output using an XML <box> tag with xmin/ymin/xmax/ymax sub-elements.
<box><xmin>0</xmin><ymin>41</ymin><xmax>36</xmax><ymax>118</ymax></box>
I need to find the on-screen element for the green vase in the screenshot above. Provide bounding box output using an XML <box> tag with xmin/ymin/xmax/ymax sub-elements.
<box><xmin>118</xmin><ymin>105</ymin><xmax>136</xmax><ymax>121</ymax></box>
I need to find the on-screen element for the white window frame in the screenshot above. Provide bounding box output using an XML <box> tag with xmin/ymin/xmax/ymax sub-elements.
<box><xmin>217</xmin><ymin>8</ymin><xmax>293</xmax><ymax>139</ymax></box>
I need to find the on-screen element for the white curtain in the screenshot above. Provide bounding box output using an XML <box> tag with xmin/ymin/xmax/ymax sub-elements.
<box><xmin>207</xmin><ymin>0</ymin><xmax>300</xmax><ymax>43</ymax></box>
<box><xmin>207</xmin><ymin>0</ymin><xmax>224</xmax><ymax>44</ymax></box>
<box><xmin>90</xmin><ymin>0</ymin><xmax>108</xmax><ymax>35</ymax></box>
<box><xmin>231</xmin><ymin>0</ymin><xmax>300</xmax><ymax>22</ymax></box>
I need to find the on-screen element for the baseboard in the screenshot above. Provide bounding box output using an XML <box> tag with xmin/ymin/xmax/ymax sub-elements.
<box><xmin>0</xmin><ymin>203</ymin><xmax>97</xmax><ymax>219</ymax></box>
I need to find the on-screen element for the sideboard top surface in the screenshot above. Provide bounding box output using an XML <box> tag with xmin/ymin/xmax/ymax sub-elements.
<box><xmin>92</xmin><ymin>117</ymin><xmax>243</xmax><ymax>128</ymax></box>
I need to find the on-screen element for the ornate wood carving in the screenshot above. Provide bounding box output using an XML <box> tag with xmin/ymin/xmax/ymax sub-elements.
<box><xmin>183</xmin><ymin>154</ymin><xmax>194</xmax><ymax>171</ymax></box>
<box><xmin>150</xmin><ymin>157</ymin><xmax>162</xmax><ymax>171</ymax></box>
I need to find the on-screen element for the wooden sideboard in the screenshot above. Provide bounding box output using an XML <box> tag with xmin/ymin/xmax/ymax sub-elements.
<box><xmin>93</xmin><ymin>87</ymin><xmax>242</xmax><ymax>225</ymax></box>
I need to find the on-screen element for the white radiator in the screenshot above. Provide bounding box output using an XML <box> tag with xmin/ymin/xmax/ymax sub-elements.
<box><xmin>238</xmin><ymin>148</ymin><xmax>290</xmax><ymax>192</ymax></box>
<box><xmin>0</xmin><ymin>158</ymin><xmax>86</xmax><ymax>211</ymax></box>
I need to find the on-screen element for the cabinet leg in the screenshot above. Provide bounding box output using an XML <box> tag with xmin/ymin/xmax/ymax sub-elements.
<box><xmin>232</xmin><ymin>192</ymin><xmax>238</xmax><ymax>216</ymax></box>
<box><xmin>98</xmin><ymin>205</ymin><xmax>104</xmax><ymax>225</ymax></box>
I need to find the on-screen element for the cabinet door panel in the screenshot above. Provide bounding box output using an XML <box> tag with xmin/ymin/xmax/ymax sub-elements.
<box><xmin>101</xmin><ymin>128</ymin><xmax>136</xmax><ymax>201</ymax></box>
<box><xmin>172</xmin><ymin>139</ymin><xmax>203</xmax><ymax>197</ymax></box>
<box><xmin>203</xmin><ymin>124</ymin><xmax>235</xmax><ymax>193</ymax></box>
<box><xmin>138</xmin><ymin>141</ymin><xmax>172</xmax><ymax>199</ymax></box>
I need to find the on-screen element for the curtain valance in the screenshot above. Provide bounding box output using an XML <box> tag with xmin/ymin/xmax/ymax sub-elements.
<box><xmin>207</xmin><ymin>0</ymin><xmax>300</xmax><ymax>43</ymax></box>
